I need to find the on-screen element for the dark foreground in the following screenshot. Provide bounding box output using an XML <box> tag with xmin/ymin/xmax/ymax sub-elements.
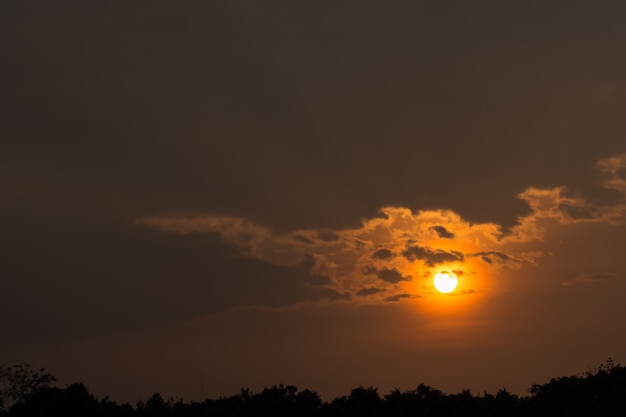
<box><xmin>2</xmin><ymin>359</ymin><xmax>625</xmax><ymax>416</ymax></box>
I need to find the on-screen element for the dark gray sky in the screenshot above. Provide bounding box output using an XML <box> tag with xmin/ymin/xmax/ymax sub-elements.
<box><xmin>2</xmin><ymin>0</ymin><xmax>626</xmax><ymax>403</ymax></box>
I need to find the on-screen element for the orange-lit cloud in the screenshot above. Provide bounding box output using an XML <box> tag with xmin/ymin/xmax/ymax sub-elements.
<box><xmin>515</xmin><ymin>152</ymin><xmax>626</xmax><ymax>227</ymax></box>
<box><xmin>139</xmin><ymin>207</ymin><xmax>529</xmax><ymax>305</ymax></box>
<box><xmin>598</xmin><ymin>152</ymin><xmax>626</xmax><ymax>194</ymax></box>
<box><xmin>139</xmin><ymin>153</ymin><xmax>626</xmax><ymax>307</ymax></box>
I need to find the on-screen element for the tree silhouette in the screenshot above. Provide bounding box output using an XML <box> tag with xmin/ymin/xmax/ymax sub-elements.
<box><xmin>3</xmin><ymin>358</ymin><xmax>626</xmax><ymax>416</ymax></box>
<box><xmin>5</xmin><ymin>382</ymin><xmax>135</xmax><ymax>417</ymax></box>
<box><xmin>136</xmin><ymin>392</ymin><xmax>171</xmax><ymax>417</ymax></box>
<box><xmin>526</xmin><ymin>358</ymin><xmax>626</xmax><ymax>417</ymax></box>
<box><xmin>326</xmin><ymin>386</ymin><xmax>383</xmax><ymax>417</ymax></box>
<box><xmin>0</xmin><ymin>363</ymin><xmax>55</xmax><ymax>413</ymax></box>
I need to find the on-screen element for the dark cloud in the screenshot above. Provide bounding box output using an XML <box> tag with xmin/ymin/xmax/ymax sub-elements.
<box><xmin>356</xmin><ymin>287</ymin><xmax>384</xmax><ymax>296</ymax></box>
<box><xmin>383</xmin><ymin>293</ymin><xmax>413</xmax><ymax>303</ymax></box>
<box><xmin>372</xmin><ymin>249</ymin><xmax>394</xmax><ymax>260</ymax></box>
<box><xmin>557</xmin><ymin>203</ymin><xmax>597</xmax><ymax>220</ymax></box>
<box><xmin>314</xmin><ymin>288</ymin><xmax>352</xmax><ymax>301</ymax></box>
<box><xmin>402</xmin><ymin>245</ymin><xmax>464</xmax><ymax>266</ymax></box>
<box><xmin>0</xmin><ymin>215</ymin><xmax>344</xmax><ymax>344</ymax></box>
<box><xmin>448</xmin><ymin>289</ymin><xmax>477</xmax><ymax>296</ymax></box>
<box><xmin>376</xmin><ymin>268</ymin><xmax>411</xmax><ymax>284</ymax></box>
<box><xmin>471</xmin><ymin>251</ymin><xmax>519</xmax><ymax>265</ymax></box>
<box><xmin>430</xmin><ymin>225</ymin><xmax>455</xmax><ymax>239</ymax></box>
<box><xmin>563</xmin><ymin>273</ymin><xmax>619</xmax><ymax>286</ymax></box>
<box><xmin>306</xmin><ymin>274</ymin><xmax>335</xmax><ymax>285</ymax></box>
<box><xmin>362</xmin><ymin>265</ymin><xmax>377</xmax><ymax>275</ymax></box>
<box><xmin>318</xmin><ymin>230</ymin><xmax>340</xmax><ymax>242</ymax></box>
<box><xmin>292</xmin><ymin>235</ymin><xmax>315</xmax><ymax>244</ymax></box>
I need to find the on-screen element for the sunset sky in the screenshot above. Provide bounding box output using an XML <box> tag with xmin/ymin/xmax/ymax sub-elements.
<box><xmin>2</xmin><ymin>0</ymin><xmax>626</xmax><ymax>403</ymax></box>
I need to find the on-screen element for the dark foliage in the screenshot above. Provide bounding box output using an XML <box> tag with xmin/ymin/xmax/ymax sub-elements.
<box><xmin>2</xmin><ymin>359</ymin><xmax>626</xmax><ymax>416</ymax></box>
<box><xmin>0</xmin><ymin>363</ymin><xmax>55</xmax><ymax>413</ymax></box>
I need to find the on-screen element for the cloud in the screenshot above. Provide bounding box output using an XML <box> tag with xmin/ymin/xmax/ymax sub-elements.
<box><xmin>356</xmin><ymin>287</ymin><xmax>384</xmax><ymax>296</ymax></box>
<box><xmin>383</xmin><ymin>293</ymin><xmax>414</xmax><ymax>303</ymax></box>
<box><xmin>430</xmin><ymin>225</ymin><xmax>455</xmax><ymax>239</ymax></box>
<box><xmin>470</xmin><ymin>251</ymin><xmax>521</xmax><ymax>267</ymax></box>
<box><xmin>318</xmin><ymin>230</ymin><xmax>340</xmax><ymax>242</ymax></box>
<box><xmin>562</xmin><ymin>272</ymin><xmax>619</xmax><ymax>286</ymax></box>
<box><xmin>514</xmin><ymin>157</ymin><xmax>626</xmax><ymax>230</ymax></box>
<box><xmin>139</xmin><ymin>153</ymin><xmax>626</xmax><ymax>307</ymax></box>
<box><xmin>448</xmin><ymin>289</ymin><xmax>477</xmax><ymax>296</ymax></box>
<box><xmin>0</xmin><ymin>221</ymin><xmax>359</xmax><ymax>344</ymax></box>
<box><xmin>293</xmin><ymin>235</ymin><xmax>315</xmax><ymax>244</ymax></box>
<box><xmin>516</xmin><ymin>187</ymin><xmax>598</xmax><ymax>224</ymax></box>
<box><xmin>376</xmin><ymin>268</ymin><xmax>411</xmax><ymax>283</ymax></box>
<box><xmin>597</xmin><ymin>152</ymin><xmax>626</xmax><ymax>194</ymax></box>
<box><xmin>402</xmin><ymin>244</ymin><xmax>464</xmax><ymax>266</ymax></box>
<box><xmin>139</xmin><ymin>206</ymin><xmax>517</xmax><ymax>305</ymax></box>
<box><xmin>372</xmin><ymin>249</ymin><xmax>394</xmax><ymax>260</ymax></box>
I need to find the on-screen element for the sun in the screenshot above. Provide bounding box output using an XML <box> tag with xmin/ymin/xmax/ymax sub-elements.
<box><xmin>433</xmin><ymin>270</ymin><xmax>458</xmax><ymax>293</ymax></box>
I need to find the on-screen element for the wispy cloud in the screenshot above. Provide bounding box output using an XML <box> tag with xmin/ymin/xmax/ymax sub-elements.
<box><xmin>597</xmin><ymin>152</ymin><xmax>626</xmax><ymax>194</ymax></box>
<box><xmin>469</xmin><ymin>251</ymin><xmax>521</xmax><ymax>267</ymax></box>
<box><xmin>513</xmin><ymin>152</ymin><xmax>626</xmax><ymax>231</ymax></box>
<box><xmin>562</xmin><ymin>272</ymin><xmax>619</xmax><ymax>286</ymax></box>
<box><xmin>356</xmin><ymin>287</ymin><xmax>385</xmax><ymax>296</ymax></box>
<box><xmin>383</xmin><ymin>293</ymin><xmax>415</xmax><ymax>303</ymax></box>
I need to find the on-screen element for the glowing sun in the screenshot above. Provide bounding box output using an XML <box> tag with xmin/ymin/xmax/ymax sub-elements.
<box><xmin>433</xmin><ymin>270</ymin><xmax>458</xmax><ymax>293</ymax></box>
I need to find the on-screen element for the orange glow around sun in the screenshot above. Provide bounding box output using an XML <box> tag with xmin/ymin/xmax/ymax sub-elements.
<box><xmin>401</xmin><ymin>257</ymin><xmax>490</xmax><ymax>318</ymax></box>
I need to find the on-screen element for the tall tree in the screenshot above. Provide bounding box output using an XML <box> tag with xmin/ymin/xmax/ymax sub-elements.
<box><xmin>0</xmin><ymin>363</ymin><xmax>55</xmax><ymax>413</ymax></box>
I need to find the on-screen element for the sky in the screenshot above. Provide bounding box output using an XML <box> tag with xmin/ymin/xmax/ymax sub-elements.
<box><xmin>2</xmin><ymin>0</ymin><xmax>626</xmax><ymax>404</ymax></box>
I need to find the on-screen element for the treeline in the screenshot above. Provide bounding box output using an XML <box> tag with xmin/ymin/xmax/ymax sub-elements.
<box><xmin>1</xmin><ymin>359</ymin><xmax>626</xmax><ymax>416</ymax></box>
